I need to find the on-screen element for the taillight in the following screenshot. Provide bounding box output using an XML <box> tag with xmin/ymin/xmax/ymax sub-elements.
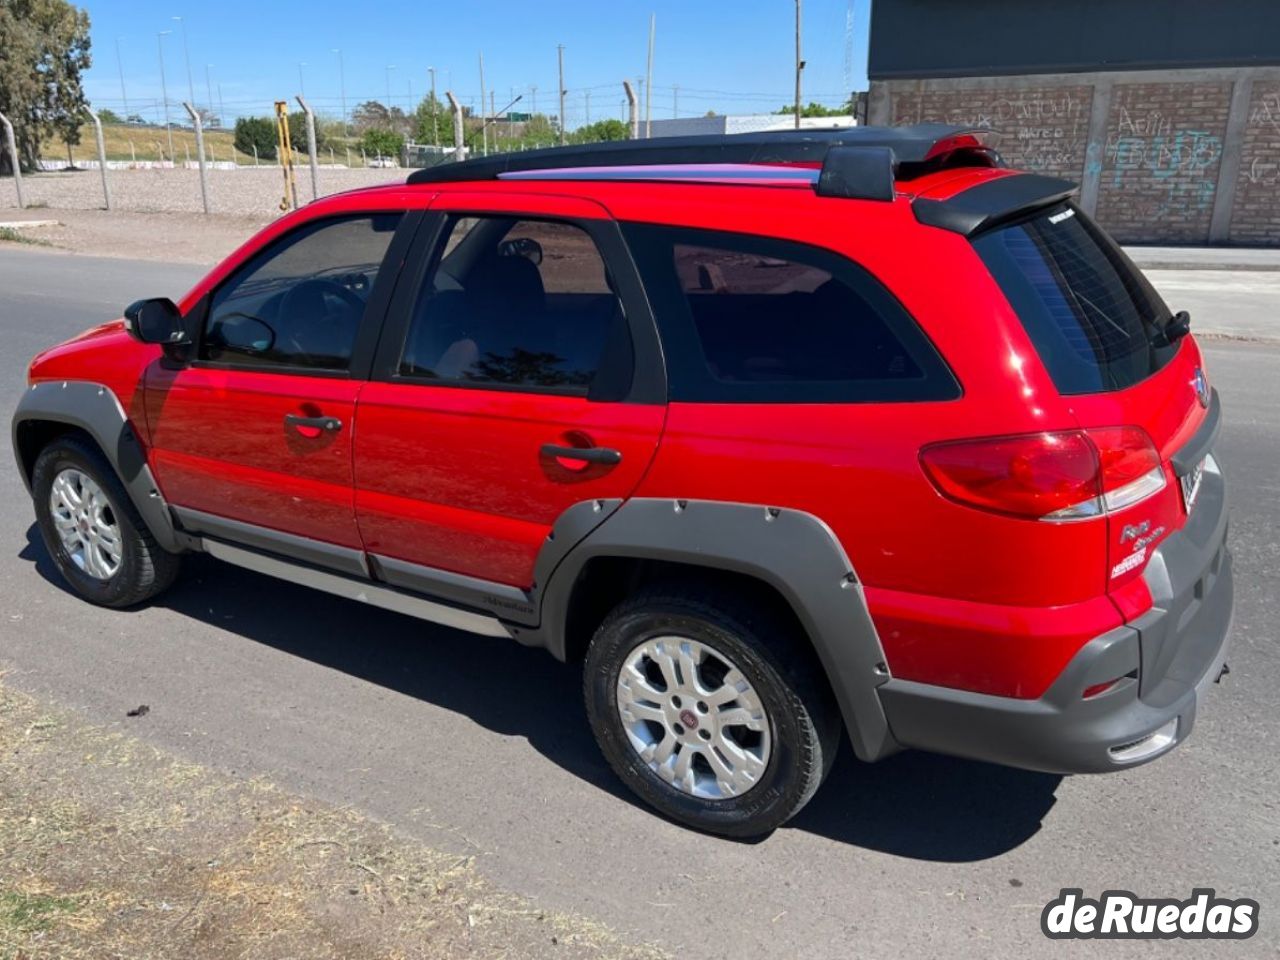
<box><xmin>920</xmin><ymin>427</ymin><xmax>1165</xmax><ymax>521</ymax></box>
<box><xmin>1088</xmin><ymin>426</ymin><xmax>1166</xmax><ymax>513</ymax></box>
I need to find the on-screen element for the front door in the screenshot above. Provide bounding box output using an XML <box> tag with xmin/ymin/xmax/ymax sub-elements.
<box><xmin>354</xmin><ymin>194</ymin><xmax>666</xmax><ymax>588</ymax></box>
<box><xmin>145</xmin><ymin>211</ymin><xmax>407</xmax><ymax>555</ymax></box>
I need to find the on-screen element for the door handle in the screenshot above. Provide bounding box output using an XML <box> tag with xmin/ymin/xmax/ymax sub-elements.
<box><xmin>540</xmin><ymin>443</ymin><xmax>622</xmax><ymax>466</ymax></box>
<box><xmin>285</xmin><ymin>413</ymin><xmax>343</xmax><ymax>433</ymax></box>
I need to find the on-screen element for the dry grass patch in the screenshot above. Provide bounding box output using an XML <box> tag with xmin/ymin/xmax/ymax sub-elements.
<box><xmin>0</xmin><ymin>227</ymin><xmax>53</xmax><ymax>248</ymax></box>
<box><xmin>0</xmin><ymin>682</ymin><xmax>665</xmax><ymax>960</ymax></box>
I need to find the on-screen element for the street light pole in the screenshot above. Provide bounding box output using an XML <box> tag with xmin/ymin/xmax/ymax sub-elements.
<box><xmin>115</xmin><ymin>37</ymin><xmax>129</xmax><ymax>117</ymax></box>
<box><xmin>205</xmin><ymin>63</ymin><xmax>215</xmax><ymax>125</ymax></box>
<box><xmin>298</xmin><ymin>61</ymin><xmax>306</xmax><ymax>97</ymax></box>
<box><xmin>428</xmin><ymin>66</ymin><xmax>438</xmax><ymax>145</ymax></box>
<box><xmin>478</xmin><ymin>52</ymin><xmax>487</xmax><ymax>156</ymax></box>
<box><xmin>645</xmin><ymin>14</ymin><xmax>655</xmax><ymax>138</ymax></box>
<box><xmin>385</xmin><ymin>64</ymin><xmax>395</xmax><ymax>111</ymax></box>
<box><xmin>157</xmin><ymin>30</ymin><xmax>173</xmax><ymax>159</ymax></box>
<box><xmin>172</xmin><ymin>16</ymin><xmax>195</xmax><ymax>107</ymax></box>
<box><xmin>333</xmin><ymin>49</ymin><xmax>348</xmax><ymax>137</ymax></box>
<box><xmin>794</xmin><ymin>0</ymin><xmax>804</xmax><ymax>129</ymax></box>
<box><xmin>557</xmin><ymin>43</ymin><xmax>566</xmax><ymax>145</ymax></box>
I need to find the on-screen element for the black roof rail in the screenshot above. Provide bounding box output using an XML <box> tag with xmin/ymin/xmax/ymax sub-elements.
<box><xmin>405</xmin><ymin>124</ymin><xmax>995</xmax><ymax>201</ymax></box>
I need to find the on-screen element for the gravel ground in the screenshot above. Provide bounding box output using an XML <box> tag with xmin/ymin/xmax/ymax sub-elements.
<box><xmin>0</xmin><ymin>166</ymin><xmax>410</xmax><ymax>265</ymax></box>
<box><xmin>0</xmin><ymin>166</ymin><xmax>405</xmax><ymax>218</ymax></box>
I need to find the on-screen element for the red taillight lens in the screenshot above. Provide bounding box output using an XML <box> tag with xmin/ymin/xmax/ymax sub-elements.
<box><xmin>1089</xmin><ymin>426</ymin><xmax>1166</xmax><ymax>512</ymax></box>
<box><xmin>920</xmin><ymin>431</ymin><xmax>1100</xmax><ymax>520</ymax></box>
<box><xmin>920</xmin><ymin>427</ymin><xmax>1165</xmax><ymax>521</ymax></box>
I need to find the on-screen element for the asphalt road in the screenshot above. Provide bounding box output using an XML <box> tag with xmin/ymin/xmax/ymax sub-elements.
<box><xmin>1</xmin><ymin>248</ymin><xmax>1277</xmax><ymax>958</ymax></box>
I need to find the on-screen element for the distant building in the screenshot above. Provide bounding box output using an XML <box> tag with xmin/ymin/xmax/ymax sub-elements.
<box><xmin>647</xmin><ymin>115</ymin><xmax>856</xmax><ymax>138</ymax></box>
<box><xmin>867</xmin><ymin>0</ymin><xmax>1280</xmax><ymax>245</ymax></box>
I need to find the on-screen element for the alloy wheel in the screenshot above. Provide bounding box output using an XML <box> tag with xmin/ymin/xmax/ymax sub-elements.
<box><xmin>616</xmin><ymin>636</ymin><xmax>772</xmax><ymax>800</ymax></box>
<box><xmin>48</xmin><ymin>468</ymin><xmax>123</xmax><ymax>580</ymax></box>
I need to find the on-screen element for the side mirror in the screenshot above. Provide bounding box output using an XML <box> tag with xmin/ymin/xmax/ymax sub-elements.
<box><xmin>124</xmin><ymin>298</ymin><xmax>189</xmax><ymax>345</ymax></box>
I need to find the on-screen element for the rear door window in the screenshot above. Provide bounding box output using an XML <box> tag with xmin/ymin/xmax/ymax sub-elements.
<box><xmin>398</xmin><ymin>216</ymin><xmax>631</xmax><ymax>396</ymax></box>
<box><xmin>973</xmin><ymin>203</ymin><xmax>1177</xmax><ymax>394</ymax></box>
<box><xmin>623</xmin><ymin>223</ymin><xmax>958</xmax><ymax>403</ymax></box>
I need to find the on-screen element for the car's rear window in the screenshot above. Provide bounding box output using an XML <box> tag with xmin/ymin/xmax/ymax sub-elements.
<box><xmin>974</xmin><ymin>203</ymin><xmax>1178</xmax><ymax>394</ymax></box>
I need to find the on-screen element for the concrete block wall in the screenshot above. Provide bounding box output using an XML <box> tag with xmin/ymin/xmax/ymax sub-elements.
<box><xmin>868</xmin><ymin>67</ymin><xmax>1280</xmax><ymax>245</ymax></box>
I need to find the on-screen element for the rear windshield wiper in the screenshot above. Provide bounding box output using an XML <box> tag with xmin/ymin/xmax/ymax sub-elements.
<box><xmin>1151</xmin><ymin>310</ymin><xmax>1191</xmax><ymax>347</ymax></box>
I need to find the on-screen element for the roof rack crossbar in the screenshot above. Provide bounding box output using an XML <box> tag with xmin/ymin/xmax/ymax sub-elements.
<box><xmin>406</xmin><ymin>124</ymin><xmax>990</xmax><ymax>202</ymax></box>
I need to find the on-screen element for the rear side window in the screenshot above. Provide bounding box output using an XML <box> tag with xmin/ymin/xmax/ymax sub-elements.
<box><xmin>974</xmin><ymin>204</ymin><xmax>1177</xmax><ymax>394</ymax></box>
<box><xmin>623</xmin><ymin>223</ymin><xmax>958</xmax><ymax>403</ymax></box>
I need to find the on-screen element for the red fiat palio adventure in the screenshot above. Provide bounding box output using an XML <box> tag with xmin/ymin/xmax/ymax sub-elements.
<box><xmin>12</xmin><ymin>126</ymin><xmax>1232</xmax><ymax>837</ymax></box>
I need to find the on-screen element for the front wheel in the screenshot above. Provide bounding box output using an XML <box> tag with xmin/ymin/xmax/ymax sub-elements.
<box><xmin>32</xmin><ymin>435</ymin><xmax>181</xmax><ymax>608</ymax></box>
<box><xmin>583</xmin><ymin>586</ymin><xmax>840</xmax><ymax>838</ymax></box>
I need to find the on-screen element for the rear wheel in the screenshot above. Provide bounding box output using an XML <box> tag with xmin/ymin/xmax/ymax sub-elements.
<box><xmin>583</xmin><ymin>586</ymin><xmax>839</xmax><ymax>837</ymax></box>
<box><xmin>32</xmin><ymin>436</ymin><xmax>181</xmax><ymax>607</ymax></box>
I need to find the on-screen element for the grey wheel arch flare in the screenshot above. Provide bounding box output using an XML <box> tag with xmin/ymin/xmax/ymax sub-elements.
<box><xmin>12</xmin><ymin>380</ymin><xmax>183</xmax><ymax>553</ymax></box>
<box><xmin>530</xmin><ymin>498</ymin><xmax>897</xmax><ymax>762</ymax></box>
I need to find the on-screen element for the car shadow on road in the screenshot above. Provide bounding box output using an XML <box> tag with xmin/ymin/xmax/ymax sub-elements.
<box><xmin>22</xmin><ymin>525</ymin><xmax>1061</xmax><ymax>862</ymax></box>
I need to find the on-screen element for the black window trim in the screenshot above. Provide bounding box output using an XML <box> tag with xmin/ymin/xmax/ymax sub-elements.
<box><xmin>620</xmin><ymin>221</ymin><xmax>962</xmax><ymax>404</ymax></box>
<box><xmin>372</xmin><ymin>208</ymin><xmax>667</xmax><ymax>405</ymax></box>
<box><xmin>188</xmin><ymin>209</ymin><xmax>422</xmax><ymax>381</ymax></box>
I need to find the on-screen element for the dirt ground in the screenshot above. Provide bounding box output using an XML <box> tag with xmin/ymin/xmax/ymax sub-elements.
<box><xmin>0</xmin><ymin>208</ymin><xmax>271</xmax><ymax>266</ymax></box>
<box><xmin>0</xmin><ymin>680</ymin><xmax>665</xmax><ymax>960</ymax></box>
<box><xmin>1</xmin><ymin>167</ymin><xmax>404</xmax><ymax>219</ymax></box>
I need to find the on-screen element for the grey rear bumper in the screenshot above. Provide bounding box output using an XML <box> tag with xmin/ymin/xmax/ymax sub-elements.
<box><xmin>878</xmin><ymin>453</ymin><xmax>1232</xmax><ymax>775</ymax></box>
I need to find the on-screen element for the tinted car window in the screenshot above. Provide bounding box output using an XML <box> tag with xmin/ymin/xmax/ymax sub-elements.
<box><xmin>974</xmin><ymin>203</ymin><xmax>1177</xmax><ymax>394</ymax></box>
<box><xmin>201</xmin><ymin>214</ymin><xmax>402</xmax><ymax>371</ymax></box>
<box><xmin>399</xmin><ymin>217</ymin><xmax>628</xmax><ymax>395</ymax></box>
<box><xmin>623</xmin><ymin>223</ymin><xmax>958</xmax><ymax>403</ymax></box>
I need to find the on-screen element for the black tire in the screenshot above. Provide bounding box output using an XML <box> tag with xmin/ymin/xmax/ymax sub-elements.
<box><xmin>583</xmin><ymin>585</ymin><xmax>841</xmax><ymax>838</ymax></box>
<box><xmin>31</xmin><ymin>435</ymin><xmax>181</xmax><ymax>608</ymax></box>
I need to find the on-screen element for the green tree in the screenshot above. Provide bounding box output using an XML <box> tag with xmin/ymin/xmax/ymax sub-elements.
<box><xmin>776</xmin><ymin>101</ymin><xmax>853</xmax><ymax>118</ymax></box>
<box><xmin>96</xmin><ymin>106</ymin><xmax>122</xmax><ymax>123</ymax></box>
<box><xmin>570</xmin><ymin>119</ymin><xmax>629</xmax><ymax>144</ymax></box>
<box><xmin>287</xmin><ymin>110</ymin><xmax>326</xmax><ymax>152</ymax></box>
<box><xmin>0</xmin><ymin>0</ymin><xmax>92</xmax><ymax>173</ymax></box>
<box><xmin>522</xmin><ymin>113</ymin><xmax>555</xmax><ymax>142</ymax></box>
<box><xmin>361</xmin><ymin>127</ymin><xmax>404</xmax><ymax>159</ymax></box>
<box><xmin>412</xmin><ymin>92</ymin><xmax>448</xmax><ymax>143</ymax></box>
<box><xmin>352</xmin><ymin>100</ymin><xmax>390</xmax><ymax>133</ymax></box>
<box><xmin>234</xmin><ymin>116</ymin><xmax>277</xmax><ymax>161</ymax></box>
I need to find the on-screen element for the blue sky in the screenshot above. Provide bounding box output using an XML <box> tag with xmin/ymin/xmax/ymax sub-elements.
<box><xmin>81</xmin><ymin>0</ymin><xmax>871</xmax><ymax>127</ymax></box>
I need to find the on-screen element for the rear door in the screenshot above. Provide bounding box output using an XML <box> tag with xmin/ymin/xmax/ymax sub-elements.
<box><xmin>354</xmin><ymin>192</ymin><xmax>666</xmax><ymax>589</ymax></box>
<box><xmin>972</xmin><ymin>202</ymin><xmax>1209</xmax><ymax>595</ymax></box>
<box><xmin>145</xmin><ymin>211</ymin><xmax>412</xmax><ymax>564</ymax></box>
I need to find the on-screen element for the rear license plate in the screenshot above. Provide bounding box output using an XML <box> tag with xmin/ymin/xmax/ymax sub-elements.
<box><xmin>1180</xmin><ymin>457</ymin><xmax>1206</xmax><ymax>513</ymax></box>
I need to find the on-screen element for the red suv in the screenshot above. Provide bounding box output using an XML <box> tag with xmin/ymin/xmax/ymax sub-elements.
<box><xmin>12</xmin><ymin>127</ymin><xmax>1232</xmax><ymax>837</ymax></box>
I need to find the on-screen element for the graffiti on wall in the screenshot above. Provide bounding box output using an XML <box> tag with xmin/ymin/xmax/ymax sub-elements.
<box><xmin>1102</xmin><ymin>107</ymin><xmax>1223</xmax><ymax>219</ymax></box>
<box><xmin>1243</xmin><ymin>90</ymin><xmax>1280</xmax><ymax>187</ymax></box>
<box><xmin>892</xmin><ymin>88</ymin><xmax>1090</xmax><ymax>178</ymax></box>
<box><xmin>1231</xmin><ymin>84</ymin><xmax>1280</xmax><ymax>242</ymax></box>
<box><xmin>1094</xmin><ymin>84</ymin><xmax>1231</xmax><ymax>239</ymax></box>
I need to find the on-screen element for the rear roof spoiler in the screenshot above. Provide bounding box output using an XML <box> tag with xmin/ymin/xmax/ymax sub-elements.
<box><xmin>913</xmin><ymin>174</ymin><xmax>1078</xmax><ymax>236</ymax></box>
<box><xmin>406</xmin><ymin>124</ymin><xmax>1000</xmax><ymax>202</ymax></box>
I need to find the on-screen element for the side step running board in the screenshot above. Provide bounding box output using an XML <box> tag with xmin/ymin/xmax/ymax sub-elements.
<box><xmin>204</xmin><ymin>540</ymin><xmax>512</xmax><ymax>639</ymax></box>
